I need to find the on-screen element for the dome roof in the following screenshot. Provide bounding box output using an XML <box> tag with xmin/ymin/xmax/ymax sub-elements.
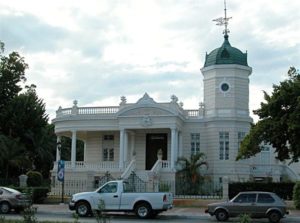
<box><xmin>204</xmin><ymin>35</ymin><xmax>248</xmax><ymax>67</ymax></box>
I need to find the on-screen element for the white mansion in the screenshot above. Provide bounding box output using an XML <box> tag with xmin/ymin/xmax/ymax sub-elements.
<box><xmin>50</xmin><ymin>33</ymin><xmax>300</xmax><ymax>196</ymax></box>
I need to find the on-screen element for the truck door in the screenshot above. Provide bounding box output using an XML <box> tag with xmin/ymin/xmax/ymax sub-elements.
<box><xmin>93</xmin><ymin>182</ymin><xmax>120</xmax><ymax>210</ymax></box>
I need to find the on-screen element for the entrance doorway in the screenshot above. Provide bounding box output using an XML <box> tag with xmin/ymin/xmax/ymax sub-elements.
<box><xmin>146</xmin><ymin>133</ymin><xmax>167</xmax><ymax>170</ymax></box>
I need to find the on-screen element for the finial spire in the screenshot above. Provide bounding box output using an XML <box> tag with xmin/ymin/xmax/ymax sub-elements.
<box><xmin>213</xmin><ymin>0</ymin><xmax>232</xmax><ymax>37</ymax></box>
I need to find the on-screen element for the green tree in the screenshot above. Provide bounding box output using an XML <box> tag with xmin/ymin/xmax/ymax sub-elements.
<box><xmin>237</xmin><ymin>67</ymin><xmax>300</xmax><ymax>162</ymax></box>
<box><xmin>0</xmin><ymin>44</ymin><xmax>27</xmax><ymax>117</ymax></box>
<box><xmin>176</xmin><ymin>153</ymin><xmax>208</xmax><ymax>194</ymax></box>
<box><xmin>0</xmin><ymin>42</ymin><xmax>56</xmax><ymax>178</ymax></box>
<box><xmin>1</xmin><ymin>85</ymin><xmax>56</xmax><ymax>177</ymax></box>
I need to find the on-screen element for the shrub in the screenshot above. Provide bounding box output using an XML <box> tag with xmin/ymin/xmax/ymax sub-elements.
<box><xmin>26</xmin><ymin>171</ymin><xmax>43</xmax><ymax>187</ymax></box>
<box><xmin>239</xmin><ymin>214</ymin><xmax>251</xmax><ymax>223</ymax></box>
<box><xmin>16</xmin><ymin>187</ymin><xmax>49</xmax><ymax>204</ymax></box>
<box><xmin>293</xmin><ymin>181</ymin><xmax>300</xmax><ymax>209</ymax></box>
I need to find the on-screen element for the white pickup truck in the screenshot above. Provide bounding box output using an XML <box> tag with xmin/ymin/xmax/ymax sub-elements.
<box><xmin>69</xmin><ymin>180</ymin><xmax>173</xmax><ymax>219</ymax></box>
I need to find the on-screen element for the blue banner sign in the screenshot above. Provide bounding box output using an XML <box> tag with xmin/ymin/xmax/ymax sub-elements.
<box><xmin>57</xmin><ymin>160</ymin><xmax>65</xmax><ymax>182</ymax></box>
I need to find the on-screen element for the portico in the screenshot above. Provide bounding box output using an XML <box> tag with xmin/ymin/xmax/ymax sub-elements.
<box><xmin>51</xmin><ymin>93</ymin><xmax>190</xmax><ymax>192</ymax></box>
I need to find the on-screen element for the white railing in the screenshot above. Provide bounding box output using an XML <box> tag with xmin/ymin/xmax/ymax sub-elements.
<box><xmin>56</xmin><ymin>106</ymin><xmax>203</xmax><ymax>119</ymax></box>
<box><xmin>250</xmin><ymin>164</ymin><xmax>277</xmax><ymax>176</ymax></box>
<box><xmin>161</xmin><ymin>160</ymin><xmax>171</xmax><ymax>171</ymax></box>
<box><xmin>50</xmin><ymin>179</ymin><xmax>89</xmax><ymax>196</ymax></box>
<box><xmin>250</xmin><ymin>164</ymin><xmax>300</xmax><ymax>181</ymax></box>
<box><xmin>78</xmin><ymin>106</ymin><xmax>119</xmax><ymax>115</ymax></box>
<box><xmin>150</xmin><ymin>160</ymin><xmax>171</xmax><ymax>174</ymax></box>
<box><xmin>151</xmin><ymin>160</ymin><xmax>162</xmax><ymax>174</ymax></box>
<box><xmin>282</xmin><ymin>164</ymin><xmax>300</xmax><ymax>180</ymax></box>
<box><xmin>121</xmin><ymin>159</ymin><xmax>136</xmax><ymax>179</ymax></box>
<box><xmin>186</xmin><ymin>110</ymin><xmax>199</xmax><ymax>117</ymax></box>
<box><xmin>56</xmin><ymin>106</ymin><xmax>119</xmax><ymax>117</ymax></box>
<box><xmin>53</xmin><ymin>161</ymin><xmax>119</xmax><ymax>171</ymax></box>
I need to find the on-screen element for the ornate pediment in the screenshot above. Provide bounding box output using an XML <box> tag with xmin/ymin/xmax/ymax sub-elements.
<box><xmin>136</xmin><ymin>93</ymin><xmax>156</xmax><ymax>105</ymax></box>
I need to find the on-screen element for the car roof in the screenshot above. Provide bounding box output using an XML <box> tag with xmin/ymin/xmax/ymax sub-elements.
<box><xmin>238</xmin><ymin>191</ymin><xmax>275</xmax><ymax>195</ymax></box>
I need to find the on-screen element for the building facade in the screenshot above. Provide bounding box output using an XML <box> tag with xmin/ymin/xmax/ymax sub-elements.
<box><xmin>50</xmin><ymin>34</ymin><xmax>300</xmax><ymax>196</ymax></box>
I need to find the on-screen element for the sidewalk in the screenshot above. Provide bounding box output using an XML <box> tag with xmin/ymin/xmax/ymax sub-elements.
<box><xmin>33</xmin><ymin>204</ymin><xmax>300</xmax><ymax>217</ymax></box>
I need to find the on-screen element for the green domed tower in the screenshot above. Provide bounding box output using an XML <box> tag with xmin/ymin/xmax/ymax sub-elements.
<box><xmin>200</xmin><ymin>34</ymin><xmax>252</xmax><ymax>119</ymax></box>
<box><xmin>200</xmin><ymin>5</ymin><xmax>253</xmax><ymax>184</ymax></box>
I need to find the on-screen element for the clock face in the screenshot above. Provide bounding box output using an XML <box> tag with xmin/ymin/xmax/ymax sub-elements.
<box><xmin>221</xmin><ymin>83</ymin><xmax>229</xmax><ymax>92</ymax></box>
<box><xmin>219</xmin><ymin>81</ymin><xmax>230</xmax><ymax>93</ymax></box>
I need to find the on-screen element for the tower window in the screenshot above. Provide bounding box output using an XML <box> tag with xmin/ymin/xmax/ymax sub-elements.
<box><xmin>219</xmin><ymin>132</ymin><xmax>229</xmax><ymax>160</ymax></box>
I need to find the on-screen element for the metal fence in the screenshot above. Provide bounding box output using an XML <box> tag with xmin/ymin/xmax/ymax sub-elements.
<box><xmin>49</xmin><ymin>171</ymin><xmax>223</xmax><ymax>198</ymax></box>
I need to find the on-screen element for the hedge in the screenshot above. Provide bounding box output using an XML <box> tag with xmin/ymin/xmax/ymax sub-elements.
<box><xmin>229</xmin><ymin>182</ymin><xmax>295</xmax><ymax>200</ymax></box>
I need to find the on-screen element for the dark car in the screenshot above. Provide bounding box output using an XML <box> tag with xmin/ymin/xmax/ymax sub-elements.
<box><xmin>0</xmin><ymin>187</ymin><xmax>31</xmax><ymax>214</ymax></box>
<box><xmin>205</xmin><ymin>191</ymin><xmax>288</xmax><ymax>223</ymax></box>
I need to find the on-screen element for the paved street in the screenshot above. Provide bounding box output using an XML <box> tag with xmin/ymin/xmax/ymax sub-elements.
<box><xmin>2</xmin><ymin>204</ymin><xmax>300</xmax><ymax>223</ymax></box>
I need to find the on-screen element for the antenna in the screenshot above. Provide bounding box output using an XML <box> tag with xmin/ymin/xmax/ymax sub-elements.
<box><xmin>213</xmin><ymin>0</ymin><xmax>232</xmax><ymax>36</ymax></box>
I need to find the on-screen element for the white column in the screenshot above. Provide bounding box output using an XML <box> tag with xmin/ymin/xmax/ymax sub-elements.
<box><xmin>119</xmin><ymin>129</ymin><xmax>125</xmax><ymax>169</ymax></box>
<box><xmin>71</xmin><ymin>130</ymin><xmax>77</xmax><ymax>168</ymax></box>
<box><xmin>124</xmin><ymin>131</ymin><xmax>128</xmax><ymax>165</ymax></box>
<box><xmin>56</xmin><ymin>136</ymin><xmax>61</xmax><ymax>161</ymax></box>
<box><xmin>178</xmin><ymin>131</ymin><xmax>183</xmax><ymax>157</ymax></box>
<box><xmin>171</xmin><ymin>128</ymin><xmax>178</xmax><ymax>169</ymax></box>
<box><xmin>175</xmin><ymin>130</ymin><xmax>179</xmax><ymax>162</ymax></box>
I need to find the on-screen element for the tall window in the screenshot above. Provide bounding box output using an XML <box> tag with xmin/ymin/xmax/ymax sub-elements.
<box><xmin>260</xmin><ymin>143</ymin><xmax>270</xmax><ymax>164</ymax></box>
<box><xmin>191</xmin><ymin>133</ymin><xmax>200</xmax><ymax>155</ymax></box>
<box><xmin>238</xmin><ymin>132</ymin><xmax>246</xmax><ymax>151</ymax></box>
<box><xmin>219</xmin><ymin>132</ymin><xmax>229</xmax><ymax>160</ymax></box>
<box><xmin>102</xmin><ymin>135</ymin><xmax>114</xmax><ymax>161</ymax></box>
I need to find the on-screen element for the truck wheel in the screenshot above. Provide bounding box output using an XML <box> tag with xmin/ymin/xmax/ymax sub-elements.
<box><xmin>0</xmin><ymin>202</ymin><xmax>11</xmax><ymax>214</ymax></box>
<box><xmin>76</xmin><ymin>201</ymin><xmax>91</xmax><ymax>217</ymax></box>
<box><xmin>215</xmin><ymin>209</ymin><xmax>228</xmax><ymax>221</ymax></box>
<box><xmin>268</xmin><ymin>211</ymin><xmax>281</xmax><ymax>223</ymax></box>
<box><xmin>135</xmin><ymin>202</ymin><xmax>152</xmax><ymax>219</ymax></box>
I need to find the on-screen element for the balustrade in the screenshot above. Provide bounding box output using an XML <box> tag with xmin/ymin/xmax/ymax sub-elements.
<box><xmin>53</xmin><ymin>161</ymin><xmax>119</xmax><ymax>171</ymax></box>
<box><xmin>56</xmin><ymin>106</ymin><xmax>202</xmax><ymax>119</ymax></box>
<box><xmin>56</xmin><ymin>106</ymin><xmax>119</xmax><ymax>118</ymax></box>
<box><xmin>161</xmin><ymin>160</ymin><xmax>170</xmax><ymax>170</ymax></box>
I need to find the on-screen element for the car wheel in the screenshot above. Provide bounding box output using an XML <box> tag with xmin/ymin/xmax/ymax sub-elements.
<box><xmin>0</xmin><ymin>201</ymin><xmax>11</xmax><ymax>214</ymax></box>
<box><xmin>268</xmin><ymin>211</ymin><xmax>281</xmax><ymax>223</ymax></box>
<box><xmin>135</xmin><ymin>202</ymin><xmax>152</xmax><ymax>219</ymax></box>
<box><xmin>215</xmin><ymin>209</ymin><xmax>229</xmax><ymax>221</ymax></box>
<box><xmin>75</xmin><ymin>201</ymin><xmax>91</xmax><ymax>217</ymax></box>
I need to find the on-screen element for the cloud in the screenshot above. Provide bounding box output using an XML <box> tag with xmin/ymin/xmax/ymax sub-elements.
<box><xmin>0</xmin><ymin>14</ymin><xmax>67</xmax><ymax>52</ymax></box>
<box><xmin>0</xmin><ymin>0</ymin><xmax>299</xmax><ymax>122</ymax></box>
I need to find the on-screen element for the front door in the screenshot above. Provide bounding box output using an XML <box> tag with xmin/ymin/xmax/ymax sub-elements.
<box><xmin>146</xmin><ymin>133</ymin><xmax>167</xmax><ymax>170</ymax></box>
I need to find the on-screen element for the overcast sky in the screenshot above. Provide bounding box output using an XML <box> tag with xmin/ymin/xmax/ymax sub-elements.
<box><xmin>1</xmin><ymin>0</ymin><xmax>299</xmax><ymax>122</ymax></box>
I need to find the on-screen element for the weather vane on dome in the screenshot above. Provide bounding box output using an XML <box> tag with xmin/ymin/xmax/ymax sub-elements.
<box><xmin>213</xmin><ymin>0</ymin><xmax>232</xmax><ymax>36</ymax></box>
